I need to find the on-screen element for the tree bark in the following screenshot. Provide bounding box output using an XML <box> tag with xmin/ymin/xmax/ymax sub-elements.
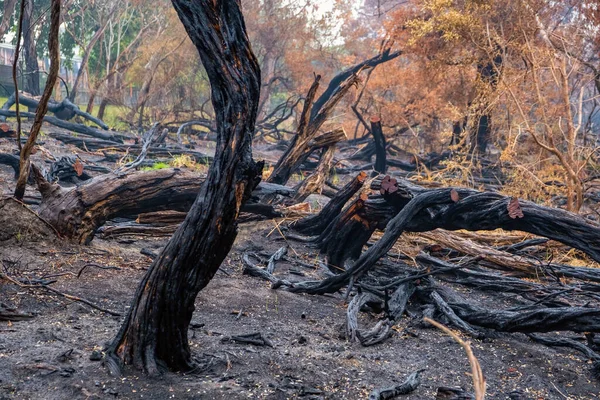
<box><xmin>370</xmin><ymin>116</ymin><xmax>386</xmax><ymax>174</ymax></box>
<box><xmin>290</xmin><ymin>175</ymin><xmax>600</xmax><ymax>294</ymax></box>
<box><xmin>105</xmin><ymin>0</ymin><xmax>262</xmax><ymax>375</ymax></box>
<box><xmin>291</xmin><ymin>145</ymin><xmax>336</xmax><ymax>203</ymax></box>
<box><xmin>0</xmin><ymin>0</ymin><xmax>18</xmax><ymax>43</ymax></box>
<box><xmin>22</xmin><ymin>0</ymin><xmax>39</xmax><ymax>98</ymax></box>
<box><xmin>14</xmin><ymin>0</ymin><xmax>60</xmax><ymax>200</ymax></box>
<box><xmin>292</xmin><ymin>171</ymin><xmax>367</xmax><ymax>235</ymax></box>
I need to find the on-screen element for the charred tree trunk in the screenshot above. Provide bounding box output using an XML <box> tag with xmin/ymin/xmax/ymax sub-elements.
<box><xmin>468</xmin><ymin>53</ymin><xmax>502</xmax><ymax>156</ymax></box>
<box><xmin>14</xmin><ymin>0</ymin><xmax>60</xmax><ymax>201</ymax></box>
<box><xmin>370</xmin><ymin>116</ymin><xmax>386</xmax><ymax>174</ymax></box>
<box><xmin>292</xmin><ymin>171</ymin><xmax>367</xmax><ymax>235</ymax></box>
<box><xmin>105</xmin><ymin>0</ymin><xmax>262</xmax><ymax>375</ymax></box>
<box><xmin>291</xmin><ymin>145</ymin><xmax>336</xmax><ymax>203</ymax></box>
<box><xmin>266</xmin><ymin>72</ymin><xmax>352</xmax><ymax>185</ymax></box>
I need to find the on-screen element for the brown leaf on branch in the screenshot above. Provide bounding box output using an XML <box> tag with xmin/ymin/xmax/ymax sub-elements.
<box><xmin>450</xmin><ymin>189</ymin><xmax>460</xmax><ymax>202</ymax></box>
<box><xmin>73</xmin><ymin>159</ymin><xmax>84</xmax><ymax>177</ymax></box>
<box><xmin>508</xmin><ymin>197</ymin><xmax>524</xmax><ymax>219</ymax></box>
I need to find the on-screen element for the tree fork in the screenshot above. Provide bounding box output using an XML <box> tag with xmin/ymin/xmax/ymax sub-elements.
<box><xmin>106</xmin><ymin>0</ymin><xmax>261</xmax><ymax>375</ymax></box>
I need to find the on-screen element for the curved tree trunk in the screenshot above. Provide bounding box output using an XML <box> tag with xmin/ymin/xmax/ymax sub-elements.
<box><xmin>14</xmin><ymin>0</ymin><xmax>60</xmax><ymax>200</ymax></box>
<box><xmin>105</xmin><ymin>0</ymin><xmax>261</xmax><ymax>375</ymax></box>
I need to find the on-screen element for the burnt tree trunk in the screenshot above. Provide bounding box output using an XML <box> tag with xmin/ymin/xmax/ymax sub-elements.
<box><xmin>292</xmin><ymin>171</ymin><xmax>367</xmax><ymax>235</ymax></box>
<box><xmin>291</xmin><ymin>145</ymin><xmax>336</xmax><ymax>203</ymax></box>
<box><xmin>266</xmin><ymin>72</ymin><xmax>353</xmax><ymax>185</ymax></box>
<box><xmin>469</xmin><ymin>53</ymin><xmax>502</xmax><ymax>156</ymax></box>
<box><xmin>105</xmin><ymin>0</ymin><xmax>262</xmax><ymax>374</ymax></box>
<box><xmin>370</xmin><ymin>116</ymin><xmax>386</xmax><ymax>174</ymax></box>
<box><xmin>14</xmin><ymin>0</ymin><xmax>60</xmax><ymax>201</ymax></box>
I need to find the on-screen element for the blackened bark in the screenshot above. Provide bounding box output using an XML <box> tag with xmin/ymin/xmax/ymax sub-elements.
<box><xmin>267</xmin><ymin>71</ymin><xmax>354</xmax><ymax>185</ymax></box>
<box><xmin>291</xmin><ymin>145</ymin><xmax>336</xmax><ymax>203</ymax></box>
<box><xmin>370</xmin><ymin>116</ymin><xmax>386</xmax><ymax>174</ymax></box>
<box><xmin>310</xmin><ymin>48</ymin><xmax>402</xmax><ymax>120</ymax></box>
<box><xmin>289</xmin><ymin>176</ymin><xmax>600</xmax><ymax>294</ymax></box>
<box><xmin>105</xmin><ymin>0</ymin><xmax>261</xmax><ymax>375</ymax></box>
<box><xmin>14</xmin><ymin>0</ymin><xmax>60</xmax><ymax>200</ymax></box>
<box><xmin>292</xmin><ymin>171</ymin><xmax>367</xmax><ymax>235</ymax></box>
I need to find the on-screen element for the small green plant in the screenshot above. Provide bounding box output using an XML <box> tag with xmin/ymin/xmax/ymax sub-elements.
<box><xmin>141</xmin><ymin>162</ymin><xmax>170</xmax><ymax>171</ymax></box>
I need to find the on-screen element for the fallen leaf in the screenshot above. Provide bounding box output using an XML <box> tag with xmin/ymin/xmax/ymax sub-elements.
<box><xmin>508</xmin><ymin>197</ymin><xmax>524</xmax><ymax>219</ymax></box>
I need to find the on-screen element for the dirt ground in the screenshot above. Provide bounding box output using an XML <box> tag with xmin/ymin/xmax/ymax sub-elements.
<box><xmin>1</xmin><ymin>130</ymin><xmax>600</xmax><ymax>399</ymax></box>
<box><xmin>1</xmin><ymin>220</ymin><xmax>599</xmax><ymax>400</ymax></box>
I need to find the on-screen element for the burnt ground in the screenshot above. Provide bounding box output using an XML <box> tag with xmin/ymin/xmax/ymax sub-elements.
<box><xmin>1</xmin><ymin>127</ymin><xmax>600</xmax><ymax>399</ymax></box>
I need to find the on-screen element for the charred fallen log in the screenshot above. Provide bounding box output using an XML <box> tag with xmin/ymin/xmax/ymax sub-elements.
<box><xmin>0</xmin><ymin>91</ymin><xmax>108</xmax><ymax>129</ymax></box>
<box><xmin>0</xmin><ymin>153</ymin><xmax>20</xmax><ymax>178</ymax></box>
<box><xmin>34</xmin><ymin>168</ymin><xmax>291</xmax><ymax>244</ymax></box>
<box><xmin>317</xmin><ymin>176</ymin><xmax>600</xmax><ymax>273</ymax></box>
<box><xmin>287</xmin><ymin>175</ymin><xmax>600</xmax><ymax>295</ymax></box>
<box><xmin>0</xmin><ymin>110</ymin><xmax>123</xmax><ymax>142</ymax></box>
<box><xmin>49</xmin><ymin>132</ymin><xmax>212</xmax><ymax>164</ymax></box>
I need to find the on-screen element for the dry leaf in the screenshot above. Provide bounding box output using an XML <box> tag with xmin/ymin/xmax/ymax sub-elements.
<box><xmin>73</xmin><ymin>159</ymin><xmax>84</xmax><ymax>176</ymax></box>
<box><xmin>450</xmin><ymin>189</ymin><xmax>459</xmax><ymax>202</ymax></box>
<box><xmin>508</xmin><ymin>197</ymin><xmax>524</xmax><ymax>219</ymax></box>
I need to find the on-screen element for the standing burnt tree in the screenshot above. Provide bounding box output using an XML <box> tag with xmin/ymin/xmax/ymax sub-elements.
<box><xmin>106</xmin><ymin>0</ymin><xmax>262</xmax><ymax>375</ymax></box>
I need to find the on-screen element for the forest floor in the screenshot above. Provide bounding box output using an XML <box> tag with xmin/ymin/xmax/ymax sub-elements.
<box><xmin>1</xmin><ymin>127</ymin><xmax>600</xmax><ymax>399</ymax></box>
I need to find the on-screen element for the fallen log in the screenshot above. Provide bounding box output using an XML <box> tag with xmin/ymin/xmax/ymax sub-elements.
<box><xmin>0</xmin><ymin>153</ymin><xmax>20</xmax><ymax>178</ymax></box>
<box><xmin>287</xmin><ymin>176</ymin><xmax>600</xmax><ymax>295</ymax></box>
<box><xmin>0</xmin><ymin>110</ymin><xmax>124</xmax><ymax>142</ymax></box>
<box><xmin>317</xmin><ymin>176</ymin><xmax>600</xmax><ymax>274</ymax></box>
<box><xmin>49</xmin><ymin>131</ymin><xmax>213</xmax><ymax>163</ymax></box>
<box><xmin>0</xmin><ymin>91</ymin><xmax>108</xmax><ymax>129</ymax></box>
<box><xmin>369</xmin><ymin>370</ymin><xmax>423</xmax><ymax>400</ymax></box>
<box><xmin>34</xmin><ymin>167</ymin><xmax>291</xmax><ymax>244</ymax></box>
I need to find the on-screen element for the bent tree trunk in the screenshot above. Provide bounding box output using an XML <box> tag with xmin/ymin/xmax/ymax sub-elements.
<box><xmin>106</xmin><ymin>0</ymin><xmax>261</xmax><ymax>374</ymax></box>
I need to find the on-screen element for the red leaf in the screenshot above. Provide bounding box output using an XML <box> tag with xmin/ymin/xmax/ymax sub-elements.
<box><xmin>508</xmin><ymin>197</ymin><xmax>524</xmax><ymax>219</ymax></box>
<box><xmin>450</xmin><ymin>189</ymin><xmax>459</xmax><ymax>202</ymax></box>
<box><xmin>73</xmin><ymin>159</ymin><xmax>84</xmax><ymax>177</ymax></box>
<box><xmin>380</xmin><ymin>175</ymin><xmax>398</xmax><ymax>195</ymax></box>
